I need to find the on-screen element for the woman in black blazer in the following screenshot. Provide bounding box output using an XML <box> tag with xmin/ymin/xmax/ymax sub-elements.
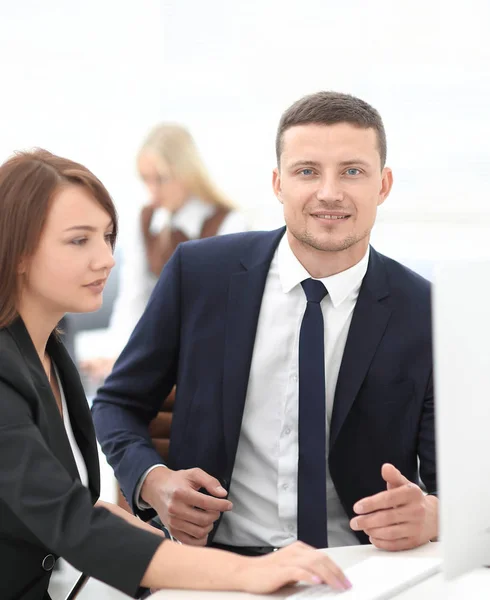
<box><xmin>0</xmin><ymin>150</ymin><xmax>348</xmax><ymax>599</ymax></box>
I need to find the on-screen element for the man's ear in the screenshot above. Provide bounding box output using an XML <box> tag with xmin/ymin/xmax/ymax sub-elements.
<box><xmin>272</xmin><ymin>167</ymin><xmax>283</xmax><ymax>204</ymax></box>
<box><xmin>377</xmin><ymin>167</ymin><xmax>393</xmax><ymax>207</ymax></box>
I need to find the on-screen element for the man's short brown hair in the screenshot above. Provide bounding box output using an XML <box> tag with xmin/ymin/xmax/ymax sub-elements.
<box><xmin>276</xmin><ymin>91</ymin><xmax>387</xmax><ymax>168</ymax></box>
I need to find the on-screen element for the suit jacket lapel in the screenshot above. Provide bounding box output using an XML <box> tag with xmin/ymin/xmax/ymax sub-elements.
<box><xmin>222</xmin><ymin>228</ymin><xmax>285</xmax><ymax>473</ymax></box>
<box><xmin>9</xmin><ymin>319</ymin><xmax>100</xmax><ymax>501</ymax></box>
<box><xmin>8</xmin><ymin>319</ymin><xmax>82</xmax><ymax>484</ymax></box>
<box><xmin>49</xmin><ymin>339</ymin><xmax>100</xmax><ymax>501</ymax></box>
<box><xmin>330</xmin><ymin>248</ymin><xmax>393</xmax><ymax>448</ymax></box>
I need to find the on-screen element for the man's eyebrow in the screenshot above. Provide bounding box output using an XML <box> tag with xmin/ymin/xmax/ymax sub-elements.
<box><xmin>287</xmin><ymin>160</ymin><xmax>322</xmax><ymax>170</ymax></box>
<box><xmin>337</xmin><ymin>159</ymin><xmax>372</xmax><ymax>168</ymax></box>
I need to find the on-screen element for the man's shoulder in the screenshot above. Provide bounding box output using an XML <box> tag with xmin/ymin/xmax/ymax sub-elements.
<box><xmin>372</xmin><ymin>249</ymin><xmax>432</xmax><ymax>316</ymax></box>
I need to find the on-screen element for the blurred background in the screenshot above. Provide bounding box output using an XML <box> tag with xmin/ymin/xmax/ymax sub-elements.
<box><xmin>1</xmin><ymin>0</ymin><xmax>489</xmax><ymax>596</ymax></box>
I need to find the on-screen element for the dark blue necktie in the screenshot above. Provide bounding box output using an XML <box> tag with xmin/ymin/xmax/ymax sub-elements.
<box><xmin>297</xmin><ymin>278</ymin><xmax>328</xmax><ymax>548</ymax></box>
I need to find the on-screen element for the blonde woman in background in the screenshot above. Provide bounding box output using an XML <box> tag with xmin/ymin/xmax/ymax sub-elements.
<box><xmin>81</xmin><ymin>124</ymin><xmax>248</xmax><ymax>381</ymax></box>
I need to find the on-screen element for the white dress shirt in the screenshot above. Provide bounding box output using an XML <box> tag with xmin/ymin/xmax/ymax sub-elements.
<box><xmin>55</xmin><ymin>365</ymin><xmax>89</xmax><ymax>488</ymax></box>
<box><xmin>213</xmin><ymin>234</ymin><xmax>369</xmax><ymax>548</ymax></box>
<box><xmin>108</xmin><ymin>197</ymin><xmax>248</xmax><ymax>355</ymax></box>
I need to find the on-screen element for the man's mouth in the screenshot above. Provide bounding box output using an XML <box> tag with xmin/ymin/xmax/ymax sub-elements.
<box><xmin>314</xmin><ymin>214</ymin><xmax>349</xmax><ymax>220</ymax></box>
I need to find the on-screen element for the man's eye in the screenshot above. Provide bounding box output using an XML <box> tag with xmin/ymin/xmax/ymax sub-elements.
<box><xmin>300</xmin><ymin>169</ymin><xmax>314</xmax><ymax>176</ymax></box>
<box><xmin>346</xmin><ymin>168</ymin><xmax>360</xmax><ymax>176</ymax></box>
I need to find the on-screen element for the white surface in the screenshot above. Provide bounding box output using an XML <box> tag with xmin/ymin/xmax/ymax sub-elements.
<box><xmin>288</xmin><ymin>556</ymin><xmax>440</xmax><ymax>599</ymax></box>
<box><xmin>432</xmin><ymin>260</ymin><xmax>490</xmax><ymax>579</ymax></box>
<box><xmin>152</xmin><ymin>543</ymin><xmax>490</xmax><ymax>599</ymax></box>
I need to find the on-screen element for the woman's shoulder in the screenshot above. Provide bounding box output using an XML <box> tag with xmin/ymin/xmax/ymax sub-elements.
<box><xmin>0</xmin><ymin>326</ymin><xmax>38</xmax><ymax>411</ymax></box>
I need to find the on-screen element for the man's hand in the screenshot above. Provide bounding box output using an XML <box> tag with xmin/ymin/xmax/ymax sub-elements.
<box><xmin>350</xmin><ymin>463</ymin><xmax>438</xmax><ymax>551</ymax></box>
<box><xmin>141</xmin><ymin>467</ymin><xmax>233</xmax><ymax>546</ymax></box>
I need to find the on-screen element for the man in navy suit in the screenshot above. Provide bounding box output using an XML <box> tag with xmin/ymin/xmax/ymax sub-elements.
<box><xmin>92</xmin><ymin>91</ymin><xmax>438</xmax><ymax>555</ymax></box>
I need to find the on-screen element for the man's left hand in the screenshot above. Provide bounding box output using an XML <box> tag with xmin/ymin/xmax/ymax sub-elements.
<box><xmin>349</xmin><ymin>463</ymin><xmax>438</xmax><ymax>551</ymax></box>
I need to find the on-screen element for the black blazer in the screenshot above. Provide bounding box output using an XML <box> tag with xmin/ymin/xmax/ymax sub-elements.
<box><xmin>0</xmin><ymin>319</ymin><xmax>162</xmax><ymax>600</ymax></box>
<box><xmin>92</xmin><ymin>228</ymin><xmax>435</xmax><ymax>544</ymax></box>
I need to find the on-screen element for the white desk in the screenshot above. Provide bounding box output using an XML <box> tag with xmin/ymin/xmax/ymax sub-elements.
<box><xmin>152</xmin><ymin>542</ymin><xmax>490</xmax><ymax>600</ymax></box>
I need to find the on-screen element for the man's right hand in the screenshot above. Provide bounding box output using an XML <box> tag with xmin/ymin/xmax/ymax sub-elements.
<box><xmin>141</xmin><ymin>467</ymin><xmax>233</xmax><ymax>545</ymax></box>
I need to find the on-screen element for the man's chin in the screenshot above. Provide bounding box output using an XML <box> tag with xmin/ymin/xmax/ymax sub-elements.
<box><xmin>296</xmin><ymin>233</ymin><xmax>359</xmax><ymax>254</ymax></box>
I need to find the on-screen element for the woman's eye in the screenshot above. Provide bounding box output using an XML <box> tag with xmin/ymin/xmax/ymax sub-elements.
<box><xmin>71</xmin><ymin>238</ymin><xmax>87</xmax><ymax>246</ymax></box>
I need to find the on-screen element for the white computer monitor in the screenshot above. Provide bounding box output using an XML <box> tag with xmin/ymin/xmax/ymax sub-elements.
<box><xmin>432</xmin><ymin>260</ymin><xmax>490</xmax><ymax>579</ymax></box>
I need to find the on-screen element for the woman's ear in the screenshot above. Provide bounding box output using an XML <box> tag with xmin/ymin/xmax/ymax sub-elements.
<box><xmin>17</xmin><ymin>256</ymin><xmax>27</xmax><ymax>275</ymax></box>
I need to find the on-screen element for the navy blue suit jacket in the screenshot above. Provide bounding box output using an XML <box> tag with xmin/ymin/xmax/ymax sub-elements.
<box><xmin>92</xmin><ymin>228</ymin><xmax>435</xmax><ymax>545</ymax></box>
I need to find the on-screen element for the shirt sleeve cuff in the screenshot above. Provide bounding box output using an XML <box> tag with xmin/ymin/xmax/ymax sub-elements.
<box><xmin>134</xmin><ymin>464</ymin><xmax>168</xmax><ymax>510</ymax></box>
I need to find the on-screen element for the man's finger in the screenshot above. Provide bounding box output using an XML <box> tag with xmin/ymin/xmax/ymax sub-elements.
<box><xmin>363</xmin><ymin>523</ymin><xmax>411</xmax><ymax>541</ymax></box>
<box><xmin>169</xmin><ymin>529</ymin><xmax>208</xmax><ymax>546</ymax></box>
<box><xmin>167</xmin><ymin>516</ymin><xmax>214</xmax><ymax>539</ymax></box>
<box><xmin>184</xmin><ymin>487</ymin><xmax>233</xmax><ymax>512</ymax></box>
<box><xmin>353</xmin><ymin>482</ymin><xmax>420</xmax><ymax>514</ymax></box>
<box><xmin>369</xmin><ymin>535</ymin><xmax>416</xmax><ymax>552</ymax></box>
<box><xmin>351</xmin><ymin>504</ymin><xmax>410</xmax><ymax>531</ymax></box>
<box><xmin>174</xmin><ymin>506</ymin><xmax>221</xmax><ymax>527</ymax></box>
<box><xmin>382</xmin><ymin>463</ymin><xmax>410</xmax><ymax>490</ymax></box>
<box><xmin>188</xmin><ymin>468</ymin><xmax>229</xmax><ymax>497</ymax></box>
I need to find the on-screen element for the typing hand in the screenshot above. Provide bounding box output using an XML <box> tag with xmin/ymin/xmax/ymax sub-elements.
<box><xmin>240</xmin><ymin>542</ymin><xmax>351</xmax><ymax>594</ymax></box>
<box><xmin>350</xmin><ymin>463</ymin><xmax>438</xmax><ymax>551</ymax></box>
<box><xmin>141</xmin><ymin>467</ymin><xmax>233</xmax><ymax>546</ymax></box>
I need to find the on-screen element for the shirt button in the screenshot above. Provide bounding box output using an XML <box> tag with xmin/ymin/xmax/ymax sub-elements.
<box><xmin>282</xmin><ymin>483</ymin><xmax>289</xmax><ymax>490</ymax></box>
<box><xmin>288</xmin><ymin>524</ymin><xmax>295</xmax><ymax>532</ymax></box>
<box><xmin>284</xmin><ymin>427</ymin><xmax>291</xmax><ymax>435</ymax></box>
<box><xmin>42</xmin><ymin>554</ymin><xmax>56</xmax><ymax>571</ymax></box>
<box><xmin>292</xmin><ymin>374</ymin><xmax>298</xmax><ymax>382</ymax></box>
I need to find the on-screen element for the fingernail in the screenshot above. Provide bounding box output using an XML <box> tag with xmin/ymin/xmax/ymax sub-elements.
<box><xmin>344</xmin><ymin>578</ymin><xmax>353</xmax><ymax>590</ymax></box>
<box><xmin>312</xmin><ymin>575</ymin><xmax>322</xmax><ymax>584</ymax></box>
<box><xmin>354</xmin><ymin>503</ymin><xmax>364</xmax><ymax>513</ymax></box>
<box><xmin>333</xmin><ymin>577</ymin><xmax>346</xmax><ymax>591</ymax></box>
<box><xmin>351</xmin><ymin>518</ymin><xmax>359</xmax><ymax>530</ymax></box>
<box><xmin>216</xmin><ymin>486</ymin><xmax>226</xmax><ymax>493</ymax></box>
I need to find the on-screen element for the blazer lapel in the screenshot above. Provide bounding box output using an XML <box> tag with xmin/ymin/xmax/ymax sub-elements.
<box><xmin>8</xmin><ymin>319</ymin><xmax>82</xmax><ymax>484</ymax></box>
<box><xmin>222</xmin><ymin>228</ymin><xmax>285</xmax><ymax>472</ymax></box>
<box><xmin>49</xmin><ymin>339</ymin><xmax>101</xmax><ymax>501</ymax></box>
<box><xmin>329</xmin><ymin>248</ymin><xmax>393</xmax><ymax>448</ymax></box>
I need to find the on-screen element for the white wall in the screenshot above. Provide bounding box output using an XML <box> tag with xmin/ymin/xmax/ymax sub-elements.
<box><xmin>2</xmin><ymin>0</ymin><xmax>490</xmax><ymax>266</ymax></box>
<box><xmin>160</xmin><ymin>0</ymin><xmax>490</xmax><ymax>263</ymax></box>
<box><xmin>0</xmin><ymin>0</ymin><xmax>164</xmax><ymax>238</ymax></box>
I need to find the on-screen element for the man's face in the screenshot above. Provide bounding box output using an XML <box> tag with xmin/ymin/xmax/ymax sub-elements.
<box><xmin>273</xmin><ymin>123</ymin><xmax>392</xmax><ymax>255</ymax></box>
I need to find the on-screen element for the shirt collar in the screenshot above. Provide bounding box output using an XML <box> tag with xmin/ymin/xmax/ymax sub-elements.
<box><xmin>277</xmin><ymin>233</ymin><xmax>370</xmax><ymax>308</ymax></box>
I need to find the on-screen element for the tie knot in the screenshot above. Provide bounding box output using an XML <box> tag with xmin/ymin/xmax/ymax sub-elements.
<box><xmin>301</xmin><ymin>278</ymin><xmax>328</xmax><ymax>303</ymax></box>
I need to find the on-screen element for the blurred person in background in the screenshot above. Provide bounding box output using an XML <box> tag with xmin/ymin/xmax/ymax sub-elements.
<box><xmin>81</xmin><ymin>123</ymin><xmax>248</xmax><ymax>382</ymax></box>
<box><xmin>0</xmin><ymin>149</ymin><xmax>349</xmax><ymax>599</ymax></box>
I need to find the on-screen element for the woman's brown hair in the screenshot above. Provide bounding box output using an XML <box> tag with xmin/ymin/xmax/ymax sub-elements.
<box><xmin>0</xmin><ymin>149</ymin><xmax>118</xmax><ymax>327</ymax></box>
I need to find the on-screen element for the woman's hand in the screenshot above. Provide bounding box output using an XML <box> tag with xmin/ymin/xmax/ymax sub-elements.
<box><xmin>238</xmin><ymin>542</ymin><xmax>352</xmax><ymax>594</ymax></box>
<box><xmin>141</xmin><ymin>539</ymin><xmax>351</xmax><ymax>593</ymax></box>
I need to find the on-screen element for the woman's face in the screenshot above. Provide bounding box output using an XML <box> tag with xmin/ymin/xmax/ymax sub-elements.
<box><xmin>137</xmin><ymin>152</ymin><xmax>189</xmax><ymax>213</ymax></box>
<box><xmin>19</xmin><ymin>185</ymin><xmax>115</xmax><ymax>320</ymax></box>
